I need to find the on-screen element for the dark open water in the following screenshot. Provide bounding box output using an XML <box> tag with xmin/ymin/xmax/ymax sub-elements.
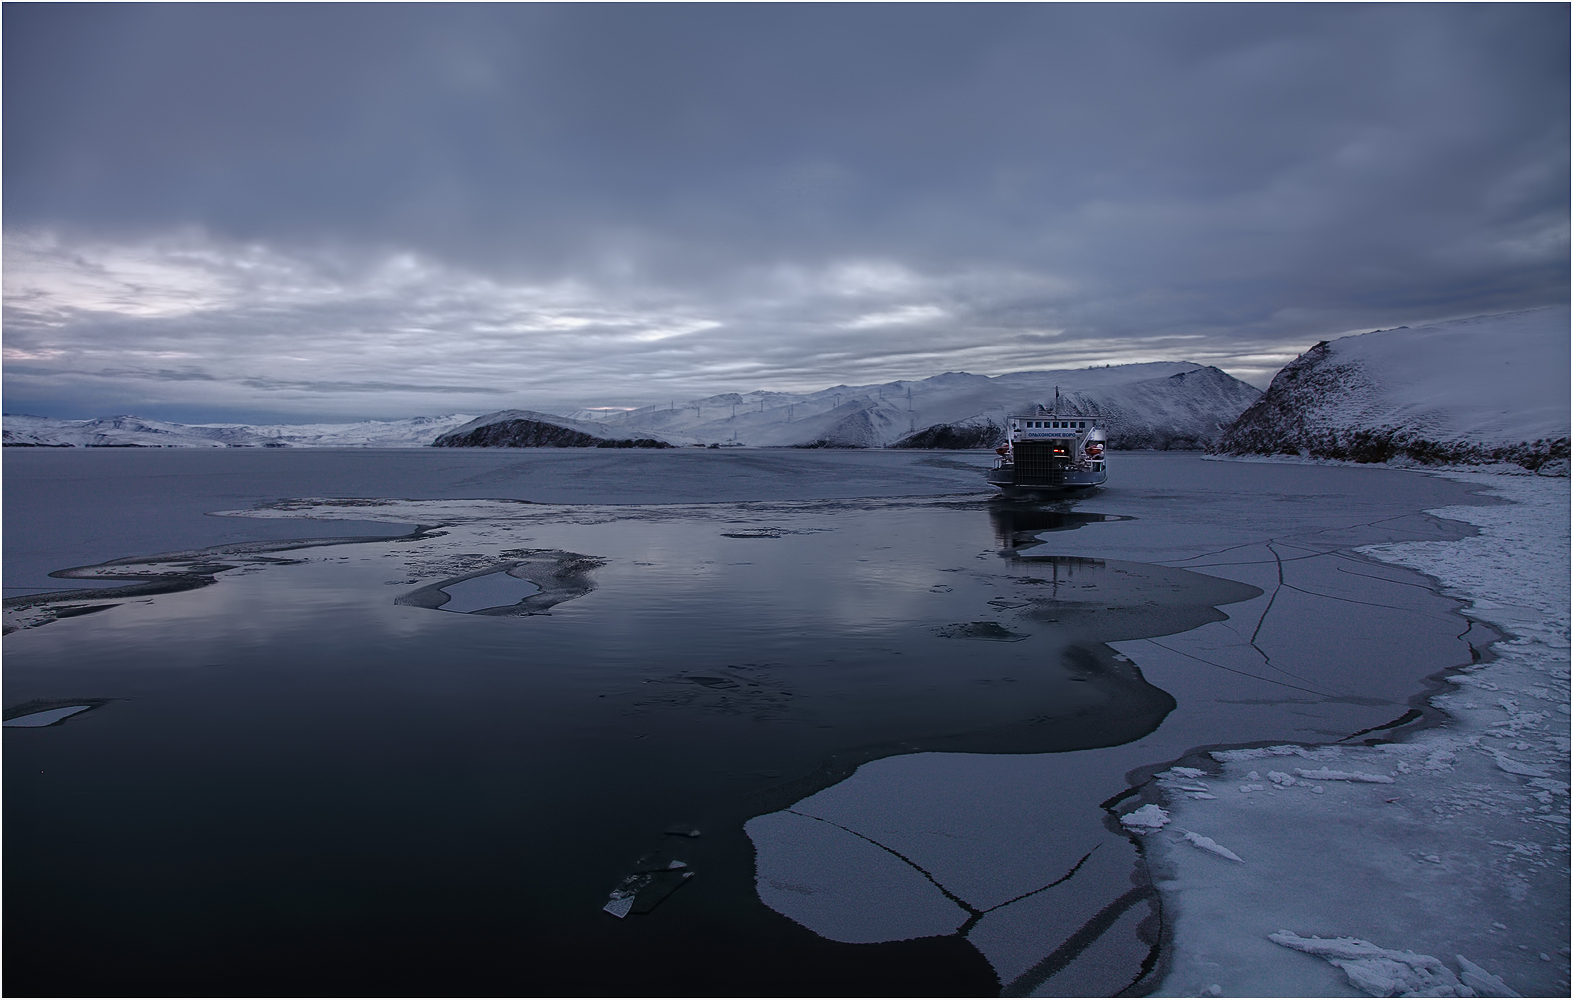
<box><xmin>2</xmin><ymin>449</ymin><xmax>1490</xmax><ymax>995</ymax></box>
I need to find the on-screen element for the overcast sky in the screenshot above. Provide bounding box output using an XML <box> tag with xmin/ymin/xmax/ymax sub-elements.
<box><xmin>4</xmin><ymin>3</ymin><xmax>1567</xmax><ymax>422</ymax></box>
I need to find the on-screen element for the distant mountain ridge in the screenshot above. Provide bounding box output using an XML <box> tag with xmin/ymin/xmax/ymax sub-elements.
<box><xmin>1</xmin><ymin>413</ymin><xmax>478</xmax><ymax>449</ymax></box>
<box><xmin>1212</xmin><ymin>306</ymin><xmax>1570</xmax><ymax>471</ymax></box>
<box><xmin>4</xmin><ymin>360</ymin><xmax>1263</xmax><ymax>450</ymax></box>
<box><xmin>552</xmin><ymin>362</ymin><xmax>1261</xmax><ymax>450</ymax></box>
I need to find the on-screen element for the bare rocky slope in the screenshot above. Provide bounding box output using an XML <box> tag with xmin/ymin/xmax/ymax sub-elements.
<box><xmin>1212</xmin><ymin>306</ymin><xmax>1569</xmax><ymax>471</ymax></box>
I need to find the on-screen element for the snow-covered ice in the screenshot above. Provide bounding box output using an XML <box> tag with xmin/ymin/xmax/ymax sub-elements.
<box><xmin>1151</xmin><ymin>470</ymin><xmax>1569</xmax><ymax>998</ymax></box>
<box><xmin>1267</xmin><ymin>931</ymin><xmax>1481</xmax><ymax>998</ymax></box>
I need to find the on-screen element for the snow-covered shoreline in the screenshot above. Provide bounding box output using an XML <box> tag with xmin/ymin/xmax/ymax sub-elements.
<box><xmin>1199</xmin><ymin>451</ymin><xmax>1570</xmax><ymax>479</ymax></box>
<box><xmin>1141</xmin><ymin>470</ymin><xmax>1570</xmax><ymax>998</ymax></box>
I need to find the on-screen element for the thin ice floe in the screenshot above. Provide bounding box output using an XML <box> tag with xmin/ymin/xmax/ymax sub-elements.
<box><xmin>4</xmin><ymin>705</ymin><xmax>93</xmax><ymax>728</ymax></box>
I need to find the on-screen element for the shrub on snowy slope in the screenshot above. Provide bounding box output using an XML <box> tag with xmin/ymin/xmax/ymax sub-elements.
<box><xmin>1212</xmin><ymin>307</ymin><xmax>1570</xmax><ymax>472</ymax></box>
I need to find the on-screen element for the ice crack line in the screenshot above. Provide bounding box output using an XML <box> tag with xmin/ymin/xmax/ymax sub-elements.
<box><xmin>999</xmin><ymin>884</ymin><xmax>1158</xmax><ymax>997</ymax></box>
<box><xmin>1330</xmin><ymin>556</ymin><xmax>1452</xmax><ymax>593</ymax></box>
<box><xmin>783</xmin><ymin>810</ymin><xmax>1098</xmax><ymax>935</ymax></box>
<box><xmin>1142</xmin><ymin>637</ymin><xmax>1336</xmax><ymax>698</ymax></box>
<box><xmin>1239</xmin><ymin>540</ymin><xmax>1355</xmax><ymax>697</ymax></box>
<box><xmin>785</xmin><ymin>809</ymin><xmax>979</xmax><ymax>921</ymax></box>
<box><xmin>1275</xmin><ymin>579</ymin><xmax>1460</xmax><ymax>623</ymax></box>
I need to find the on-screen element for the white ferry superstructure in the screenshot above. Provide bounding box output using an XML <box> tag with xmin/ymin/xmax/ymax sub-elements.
<box><xmin>986</xmin><ymin>406</ymin><xmax>1107</xmax><ymax>496</ymax></box>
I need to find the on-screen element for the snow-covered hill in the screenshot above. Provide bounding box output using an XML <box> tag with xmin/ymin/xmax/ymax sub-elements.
<box><xmin>1212</xmin><ymin>307</ymin><xmax>1570</xmax><ymax>471</ymax></box>
<box><xmin>571</xmin><ymin>363</ymin><xmax>1260</xmax><ymax>449</ymax></box>
<box><xmin>1</xmin><ymin>413</ymin><xmax>478</xmax><ymax>448</ymax></box>
<box><xmin>432</xmin><ymin>410</ymin><xmax>674</xmax><ymax>448</ymax></box>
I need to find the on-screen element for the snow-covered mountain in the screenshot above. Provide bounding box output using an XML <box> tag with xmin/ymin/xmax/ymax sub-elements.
<box><xmin>563</xmin><ymin>363</ymin><xmax>1260</xmax><ymax>449</ymax></box>
<box><xmin>1212</xmin><ymin>306</ymin><xmax>1570</xmax><ymax>471</ymax></box>
<box><xmin>4</xmin><ymin>360</ymin><xmax>1263</xmax><ymax>451</ymax></box>
<box><xmin>2</xmin><ymin>413</ymin><xmax>478</xmax><ymax>448</ymax></box>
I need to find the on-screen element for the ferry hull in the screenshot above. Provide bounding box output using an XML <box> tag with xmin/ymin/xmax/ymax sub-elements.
<box><xmin>986</xmin><ymin>463</ymin><xmax>1106</xmax><ymax>496</ymax></box>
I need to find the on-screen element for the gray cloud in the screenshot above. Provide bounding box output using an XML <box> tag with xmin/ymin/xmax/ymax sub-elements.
<box><xmin>4</xmin><ymin>4</ymin><xmax>1566</xmax><ymax>421</ymax></box>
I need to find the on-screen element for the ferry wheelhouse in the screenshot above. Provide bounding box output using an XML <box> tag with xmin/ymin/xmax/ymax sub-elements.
<box><xmin>986</xmin><ymin>406</ymin><xmax>1107</xmax><ymax>496</ymax></box>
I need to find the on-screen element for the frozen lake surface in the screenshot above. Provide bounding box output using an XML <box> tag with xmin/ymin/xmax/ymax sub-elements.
<box><xmin>2</xmin><ymin>448</ymin><xmax>1503</xmax><ymax>995</ymax></box>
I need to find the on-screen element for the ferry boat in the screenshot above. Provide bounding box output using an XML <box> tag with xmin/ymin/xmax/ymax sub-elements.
<box><xmin>987</xmin><ymin>405</ymin><xmax>1107</xmax><ymax>496</ymax></box>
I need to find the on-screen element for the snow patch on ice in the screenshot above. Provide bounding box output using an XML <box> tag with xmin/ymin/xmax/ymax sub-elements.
<box><xmin>1120</xmin><ymin>804</ymin><xmax>1170</xmax><ymax>834</ymax></box>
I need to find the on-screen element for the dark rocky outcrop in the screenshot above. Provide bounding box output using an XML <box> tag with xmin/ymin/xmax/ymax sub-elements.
<box><xmin>432</xmin><ymin>411</ymin><xmax>673</xmax><ymax>449</ymax></box>
<box><xmin>889</xmin><ymin>420</ymin><xmax>1005</xmax><ymax>450</ymax></box>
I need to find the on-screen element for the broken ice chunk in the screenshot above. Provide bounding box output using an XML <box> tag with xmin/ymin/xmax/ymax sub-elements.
<box><xmin>1491</xmin><ymin>753</ymin><xmax>1550</xmax><ymax>778</ymax></box>
<box><xmin>602</xmin><ymin>893</ymin><xmax>636</xmax><ymax>919</ymax></box>
<box><xmin>629</xmin><ymin>869</ymin><xmax>694</xmax><ymax>914</ymax></box>
<box><xmin>1179</xmin><ymin>831</ymin><xmax>1243</xmax><ymax>862</ymax></box>
<box><xmin>601</xmin><ymin>868</ymin><xmax>695</xmax><ymax>918</ymax></box>
<box><xmin>1267</xmin><ymin>771</ymin><xmax>1296</xmax><ymax>787</ymax></box>
<box><xmin>603</xmin><ymin>873</ymin><xmax>650</xmax><ymax>918</ymax></box>
<box><xmin>629</xmin><ymin>849</ymin><xmax>689</xmax><ymax>874</ymax></box>
<box><xmin>1120</xmin><ymin>804</ymin><xmax>1170</xmax><ymax>834</ymax></box>
<box><xmin>1456</xmin><ymin>955</ymin><xmax>1522</xmax><ymax>998</ymax></box>
<box><xmin>1294</xmin><ymin>768</ymin><xmax>1395</xmax><ymax>784</ymax></box>
<box><xmin>1268</xmin><ymin>932</ymin><xmax>1470</xmax><ymax>998</ymax></box>
<box><xmin>1168</xmin><ymin>766</ymin><xmax>1207</xmax><ymax>778</ymax></box>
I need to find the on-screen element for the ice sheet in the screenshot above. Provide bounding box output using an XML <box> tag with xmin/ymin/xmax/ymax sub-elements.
<box><xmin>1152</xmin><ymin>471</ymin><xmax>1569</xmax><ymax>998</ymax></box>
